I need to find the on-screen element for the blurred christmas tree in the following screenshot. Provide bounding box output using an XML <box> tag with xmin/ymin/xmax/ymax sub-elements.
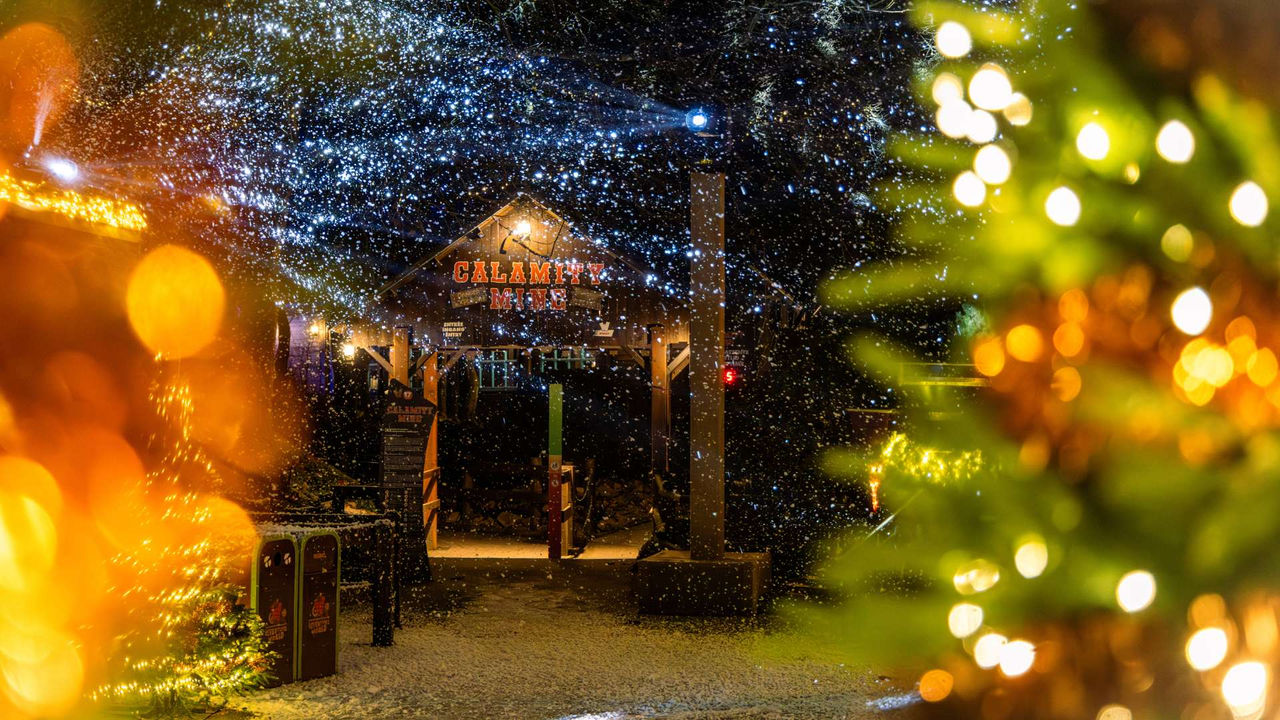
<box><xmin>89</xmin><ymin>244</ymin><xmax>274</xmax><ymax>715</ymax></box>
<box><xmin>91</xmin><ymin>373</ymin><xmax>272</xmax><ymax>716</ymax></box>
<box><xmin>807</xmin><ymin>1</ymin><xmax>1280</xmax><ymax>718</ymax></box>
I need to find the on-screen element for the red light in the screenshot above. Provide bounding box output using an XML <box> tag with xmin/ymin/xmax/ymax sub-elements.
<box><xmin>723</xmin><ymin>365</ymin><xmax>739</xmax><ymax>385</ymax></box>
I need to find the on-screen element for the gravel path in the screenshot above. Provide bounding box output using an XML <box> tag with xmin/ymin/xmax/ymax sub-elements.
<box><xmin>235</xmin><ymin>560</ymin><xmax>895</xmax><ymax>719</ymax></box>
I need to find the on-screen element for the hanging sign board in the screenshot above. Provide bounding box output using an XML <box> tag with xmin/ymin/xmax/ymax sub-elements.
<box><xmin>442</xmin><ymin>321</ymin><xmax>465</xmax><ymax>342</ymax></box>
<box><xmin>569</xmin><ymin>287</ymin><xmax>603</xmax><ymax>311</ymax></box>
<box><xmin>450</xmin><ymin>287</ymin><xmax>487</xmax><ymax>309</ymax></box>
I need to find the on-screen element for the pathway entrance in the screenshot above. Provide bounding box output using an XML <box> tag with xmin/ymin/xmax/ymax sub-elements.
<box><xmin>432</xmin><ymin>524</ymin><xmax>650</xmax><ymax>561</ymax></box>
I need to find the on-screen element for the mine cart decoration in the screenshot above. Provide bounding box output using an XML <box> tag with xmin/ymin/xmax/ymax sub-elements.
<box><xmin>251</xmin><ymin>534</ymin><xmax>299</xmax><ymax>686</ymax></box>
<box><xmin>296</xmin><ymin>530</ymin><xmax>341</xmax><ymax>681</ymax></box>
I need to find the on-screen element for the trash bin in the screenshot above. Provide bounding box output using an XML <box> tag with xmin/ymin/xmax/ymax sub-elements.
<box><xmin>296</xmin><ymin>530</ymin><xmax>340</xmax><ymax>681</ymax></box>
<box><xmin>251</xmin><ymin>534</ymin><xmax>298</xmax><ymax>687</ymax></box>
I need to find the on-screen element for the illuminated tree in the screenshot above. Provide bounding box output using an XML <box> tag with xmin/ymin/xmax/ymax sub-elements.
<box><xmin>809</xmin><ymin>2</ymin><xmax>1280</xmax><ymax>718</ymax></box>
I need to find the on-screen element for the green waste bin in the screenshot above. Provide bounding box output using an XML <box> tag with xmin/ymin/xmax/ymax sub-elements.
<box><xmin>251</xmin><ymin>534</ymin><xmax>298</xmax><ymax>687</ymax></box>
<box><xmin>295</xmin><ymin>530</ymin><xmax>340</xmax><ymax>681</ymax></box>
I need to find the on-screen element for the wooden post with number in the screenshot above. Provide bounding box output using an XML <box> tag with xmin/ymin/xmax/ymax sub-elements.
<box><xmin>689</xmin><ymin>171</ymin><xmax>726</xmax><ymax>561</ymax></box>
<box><xmin>547</xmin><ymin>384</ymin><xmax>566</xmax><ymax>559</ymax></box>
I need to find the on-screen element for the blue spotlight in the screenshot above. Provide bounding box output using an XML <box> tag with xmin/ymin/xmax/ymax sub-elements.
<box><xmin>685</xmin><ymin>108</ymin><xmax>709</xmax><ymax>132</ymax></box>
<box><xmin>43</xmin><ymin>156</ymin><xmax>79</xmax><ymax>183</ymax></box>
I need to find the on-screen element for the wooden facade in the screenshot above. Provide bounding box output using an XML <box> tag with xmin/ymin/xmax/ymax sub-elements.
<box><xmin>359</xmin><ymin>195</ymin><xmax>688</xmax><ymax>352</ymax></box>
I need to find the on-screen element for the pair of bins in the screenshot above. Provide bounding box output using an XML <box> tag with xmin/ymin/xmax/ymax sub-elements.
<box><xmin>245</xmin><ymin>530</ymin><xmax>340</xmax><ymax>686</ymax></box>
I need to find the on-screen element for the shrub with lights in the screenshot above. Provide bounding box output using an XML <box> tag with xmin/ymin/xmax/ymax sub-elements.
<box><xmin>809</xmin><ymin>2</ymin><xmax>1280</xmax><ymax>718</ymax></box>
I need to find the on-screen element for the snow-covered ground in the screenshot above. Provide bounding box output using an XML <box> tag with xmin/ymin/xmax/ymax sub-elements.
<box><xmin>236</xmin><ymin>559</ymin><xmax>896</xmax><ymax>719</ymax></box>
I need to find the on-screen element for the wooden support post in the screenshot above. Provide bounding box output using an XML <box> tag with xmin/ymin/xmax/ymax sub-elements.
<box><xmin>649</xmin><ymin>324</ymin><xmax>670</xmax><ymax>475</ymax></box>
<box><xmin>371</xmin><ymin>519</ymin><xmax>394</xmax><ymax>647</ymax></box>
<box><xmin>390</xmin><ymin>325</ymin><xmax>412</xmax><ymax>388</ymax></box>
<box><xmin>689</xmin><ymin>171</ymin><xmax>726</xmax><ymax>561</ymax></box>
<box><xmin>547</xmin><ymin>384</ymin><xmax>565</xmax><ymax>560</ymax></box>
<box><xmin>421</xmin><ymin>351</ymin><xmax>440</xmax><ymax>551</ymax></box>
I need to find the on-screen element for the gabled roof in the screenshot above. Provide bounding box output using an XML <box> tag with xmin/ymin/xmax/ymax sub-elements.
<box><xmin>376</xmin><ymin>194</ymin><xmax>654</xmax><ymax>298</ymax></box>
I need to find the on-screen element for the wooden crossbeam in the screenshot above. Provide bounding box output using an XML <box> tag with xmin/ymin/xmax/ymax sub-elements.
<box><xmin>619</xmin><ymin>345</ymin><xmax>647</xmax><ymax>369</ymax></box>
<box><xmin>363</xmin><ymin>346</ymin><xmax>394</xmax><ymax>375</ymax></box>
<box><xmin>667</xmin><ymin>346</ymin><xmax>691</xmax><ymax>381</ymax></box>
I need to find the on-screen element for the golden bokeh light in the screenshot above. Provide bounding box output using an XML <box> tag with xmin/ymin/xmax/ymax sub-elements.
<box><xmin>966</xmin><ymin>109</ymin><xmax>998</xmax><ymax>144</ymax></box>
<box><xmin>998</xmin><ymin>639</ymin><xmax>1035</xmax><ymax>677</ymax></box>
<box><xmin>1155</xmin><ymin>120</ymin><xmax>1195</xmax><ymax>163</ymax></box>
<box><xmin>973</xmin><ymin>144</ymin><xmax>1012</xmax><ymax>185</ymax></box>
<box><xmin>973</xmin><ymin>632</ymin><xmax>1007</xmax><ymax>669</ymax></box>
<box><xmin>1171</xmin><ymin>287</ymin><xmax>1212</xmax><ymax>336</ymax></box>
<box><xmin>954</xmin><ymin>558</ymin><xmax>1001</xmax><ymax>595</ymax></box>
<box><xmin>1003</xmin><ymin>92</ymin><xmax>1032</xmax><ymax>126</ymax></box>
<box><xmin>969</xmin><ymin>64</ymin><xmax>1012</xmax><ymax>112</ymax></box>
<box><xmin>936</xmin><ymin>99</ymin><xmax>973</xmax><ymax>139</ymax></box>
<box><xmin>1221</xmin><ymin>661</ymin><xmax>1268</xmax><ymax>717</ymax></box>
<box><xmin>935</xmin><ymin>21</ymin><xmax>972</xmax><ymax>58</ymax></box>
<box><xmin>931</xmin><ymin>72</ymin><xmax>964</xmax><ymax>105</ymax></box>
<box><xmin>1059</xmin><ymin>288</ymin><xmax>1089</xmax><ymax>322</ymax></box>
<box><xmin>1053</xmin><ymin>322</ymin><xmax>1085</xmax><ymax>357</ymax></box>
<box><xmin>953</xmin><ymin>171</ymin><xmax>987</xmax><ymax>207</ymax></box>
<box><xmin>1075</xmin><ymin>121</ymin><xmax>1110</xmax><ymax>160</ymax></box>
<box><xmin>1186</xmin><ymin>627</ymin><xmax>1229</xmax><ymax>671</ymax></box>
<box><xmin>1005</xmin><ymin>324</ymin><xmax>1044</xmax><ymax>362</ymax></box>
<box><xmin>948</xmin><ymin>602</ymin><xmax>984</xmax><ymax>638</ymax></box>
<box><xmin>1160</xmin><ymin>224</ymin><xmax>1193</xmax><ymax>262</ymax></box>
<box><xmin>1096</xmin><ymin>704</ymin><xmax>1133</xmax><ymax>720</ymax></box>
<box><xmin>125</xmin><ymin>245</ymin><xmax>225</xmax><ymax>360</ymax></box>
<box><xmin>1045</xmin><ymin>186</ymin><xmax>1081</xmax><ymax>226</ymax></box>
<box><xmin>1014</xmin><ymin>536</ymin><xmax>1048</xmax><ymax>578</ymax></box>
<box><xmin>1052</xmin><ymin>366</ymin><xmax>1082</xmax><ymax>402</ymax></box>
<box><xmin>1229</xmin><ymin>181</ymin><xmax>1268</xmax><ymax>227</ymax></box>
<box><xmin>1247</xmin><ymin>348</ymin><xmax>1278</xmax><ymax>387</ymax></box>
<box><xmin>919</xmin><ymin>669</ymin><xmax>954</xmax><ymax>702</ymax></box>
<box><xmin>1116</xmin><ymin>570</ymin><xmax>1156</xmax><ymax>613</ymax></box>
<box><xmin>974</xmin><ymin>337</ymin><xmax>1006</xmax><ymax>377</ymax></box>
<box><xmin>0</xmin><ymin>635</ymin><xmax>84</xmax><ymax>717</ymax></box>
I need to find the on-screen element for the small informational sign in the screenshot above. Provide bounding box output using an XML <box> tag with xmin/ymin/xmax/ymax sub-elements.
<box><xmin>442</xmin><ymin>321</ymin><xmax>465</xmax><ymax>342</ymax></box>
<box><xmin>450</xmin><ymin>287</ymin><xmax>487</xmax><ymax>309</ymax></box>
<box><xmin>594</xmin><ymin>321</ymin><xmax>615</xmax><ymax>338</ymax></box>
<box><xmin>569</xmin><ymin>286</ymin><xmax>603</xmax><ymax>311</ymax></box>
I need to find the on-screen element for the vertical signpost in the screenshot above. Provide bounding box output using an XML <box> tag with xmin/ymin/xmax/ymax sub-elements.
<box><xmin>689</xmin><ymin>171</ymin><xmax>726</xmax><ymax>561</ymax></box>
<box><xmin>380</xmin><ymin>388</ymin><xmax>435</xmax><ymax>577</ymax></box>
<box><xmin>547</xmin><ymin>383</ymin><xmax>565</xmax><ymax>560</ymax></box>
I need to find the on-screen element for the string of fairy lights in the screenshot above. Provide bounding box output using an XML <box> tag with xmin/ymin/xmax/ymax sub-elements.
<box><xmin>91</xmin><ymin>377</ymin><xmax>271</xmax><ymax>707</ymax></box>
<box><xmin>0</xmin><ymin>170</ymin><xmax>146</xmax><ymax>233</ymax></box>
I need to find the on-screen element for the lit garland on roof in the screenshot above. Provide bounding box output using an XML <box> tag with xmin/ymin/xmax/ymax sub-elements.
<box><xmin>0</xmin><ymin>170</ymin><xmax>147</xmax><ymax>232</ymax></box>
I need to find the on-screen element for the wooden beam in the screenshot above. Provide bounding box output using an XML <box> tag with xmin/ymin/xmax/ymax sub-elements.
<box><xmin>390</xmin><ymin>326</ymin><xmax>412</xmax><ymax>387</ymax></box>
<box><xmin>442</xmin><ymin>349</ymin><xmax>467</xmax><ymax>372</ymax></box>
<box><xmin>667</xmin><ymin>346</ymin><xmax>691</xmax><ymax>382</ymax></box>
<box><xmin>689</xmin><ymin>171</ymin><xmax>726</xmax><ymax>561</ymax></box>
<box><xmin>421</xmin><ymin>351</ymin><xmax>440</xmax><ymax>550</ymax></box>
<box><xmin>649</xmin><ymin>325</ymin><xmax>670</xmax><ymax>475</ymax></box>
<box><xmin>363</xmin><ymin>346</ymin><xmax>394</xmax><ymax>376</ymax></box>
<box><xmin>619</xmin><ymin>345</ymin><xmax>647</xmax><ymax>369</ymax></box>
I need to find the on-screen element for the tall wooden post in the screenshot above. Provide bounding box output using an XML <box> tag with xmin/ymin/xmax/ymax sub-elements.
<box><xmin>390</xmin><ymin>325</ymin><xmax>411</xmax><ymax>388</ymax></box>
<box><xmin>547</xmin><ymin>384</ymin><xmax>565</xmax><ymax>560</ymax></box>
<box><xmin>689</xmin><ymin>171</ymin><xmax>726</xmax><ymax>561</ymax></box>
<box><xmin>648</xmin><ymin>324</ymin><xmax>670</xmax><ymax>474</ymax></box>
<box><xmin>421</xmin><ymin>351</ymin><xmax>440</xmax><ymax>550</ymax></box>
